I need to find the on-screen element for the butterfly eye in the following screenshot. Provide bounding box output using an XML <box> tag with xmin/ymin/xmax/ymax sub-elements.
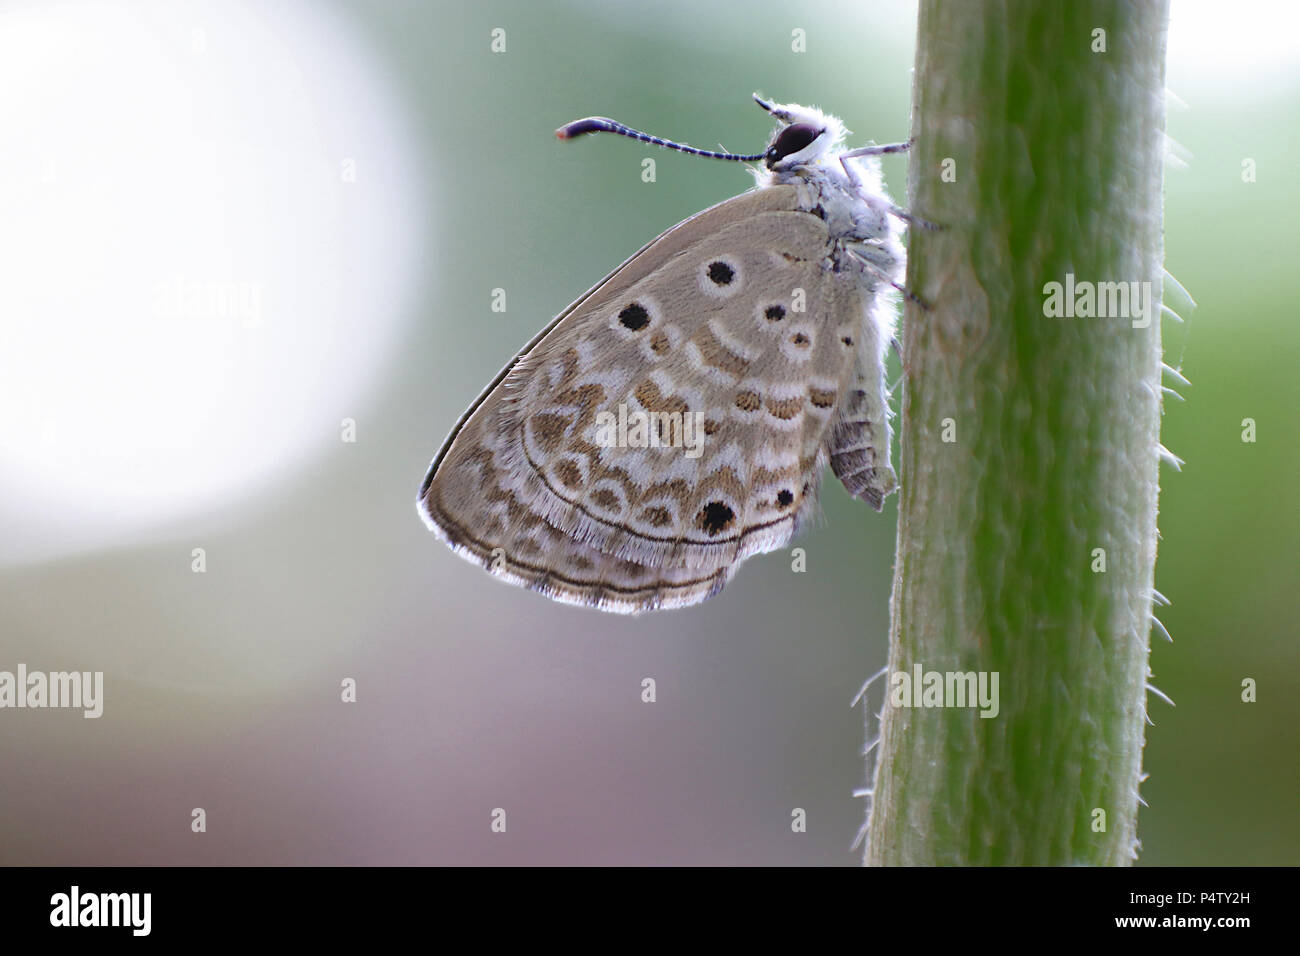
<box><xmin>765</xmin><ymin>123</ymin><xmax>823</xmax><ymax>167</ymax></box>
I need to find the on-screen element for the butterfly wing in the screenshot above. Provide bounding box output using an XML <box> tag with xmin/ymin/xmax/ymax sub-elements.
<box><xmin>418</xmin><ymin>184</ymin><xmax>892</xmax><ymax>613</ymax></box>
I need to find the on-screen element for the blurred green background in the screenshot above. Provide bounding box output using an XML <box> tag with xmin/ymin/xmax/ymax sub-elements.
<box><xmin>0</xmin><ymin>0</ymin><xmax>1295</xmax><ymax>865</ymax></box>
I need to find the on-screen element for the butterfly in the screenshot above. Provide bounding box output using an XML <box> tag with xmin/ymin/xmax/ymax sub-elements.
<box><xmin>418</xmin><ymin>95</ymin><xmax>915</xmax><ymax>614</ymax></box>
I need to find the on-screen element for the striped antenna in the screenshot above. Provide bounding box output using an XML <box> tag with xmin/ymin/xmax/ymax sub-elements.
<box><xmin>556</xmin><ymin>116</ymin><xmax>764</xmax><ymax>162</ymax></box>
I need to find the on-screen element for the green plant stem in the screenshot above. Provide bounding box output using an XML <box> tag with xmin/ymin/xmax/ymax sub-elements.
<box><xmin>866</xmin><ymin>0</ymin><xmax>1171</xmax><ymax>865</ymax></box>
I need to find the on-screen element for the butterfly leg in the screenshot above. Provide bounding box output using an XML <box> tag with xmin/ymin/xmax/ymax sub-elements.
<box><xmin>839</xmin><ymin>139</ymin><xmax>914</xmax><ymax>190</ymax></box>
<box><xmin>885</xmin><ymin>340</ymin><xmax>906</xmax><ymax>398</ymax></box>
<box><xmin>838</xmin><ymin>138</ymin><xmax>942</xmax><ymax>231</ymax></box>
<box><xmin>849</xmin><ymin>246</ymin><xmax>931</xmax><ymax>311</ymax></box>
<box><xmin>887</xmin><ymin>204</ymin><xmax>942</xmax><ymax>231</ymax></box>
<box><xmin>885</xmin><ymin>336</ymin><xmax>904</xmax><ymax>395</ymax></box>
<box><xmin>840</xmin><ymin>139</ymin><xmax>915</xmax><ymax>161</ymax></box>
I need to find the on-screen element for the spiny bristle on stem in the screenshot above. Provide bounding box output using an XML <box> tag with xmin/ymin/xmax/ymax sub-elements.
<box><xmin>852</xmin><ymin>666</ymin><xmax>889</xmax><ymax>707</ymax></box>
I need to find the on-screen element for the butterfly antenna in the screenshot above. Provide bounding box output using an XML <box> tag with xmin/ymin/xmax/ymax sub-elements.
<box><xmin>556</xmin><ymin>117</ymin><xmax>764</xmax><ymax>162</ymax></box>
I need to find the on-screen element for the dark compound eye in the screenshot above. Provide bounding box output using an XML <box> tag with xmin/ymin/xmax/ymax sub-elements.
<box><xmin>766</xmin><ymin>123</ymin><xmax>822</xmax><ymax>167</ymax></box>
<box><xmin>707</xmin><ymin>261</ymin><xmax>735</xmax><ymax>285</ymax></box>
<box><xmin>618</xmin><ymin>303</ymin><xmax>649</xmax><ymax>330</ymax></box>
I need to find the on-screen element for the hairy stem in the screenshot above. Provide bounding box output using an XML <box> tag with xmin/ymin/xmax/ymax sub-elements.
<box><xmin>865</xmin><ymin>0</ymin><xmax>1171</xmax><ymax>865</ymax></box>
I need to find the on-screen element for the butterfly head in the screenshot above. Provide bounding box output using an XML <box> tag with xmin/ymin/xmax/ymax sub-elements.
<box><xmin>555</xmin><ymin>97</ymin><xmax>850</xmax><ymax>175</ymax></box>
<box><xmin>753</xmin><ymin>96</ymin><xmax>847</xmax><ymax>171</ymax></box>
